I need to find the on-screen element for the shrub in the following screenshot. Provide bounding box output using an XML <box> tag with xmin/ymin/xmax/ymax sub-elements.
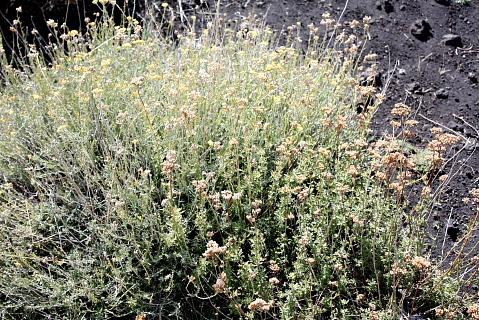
<box><xmin>0</xmin><ymin>13</ymin><xmax>472</xmax><ymax>319</ymax></box>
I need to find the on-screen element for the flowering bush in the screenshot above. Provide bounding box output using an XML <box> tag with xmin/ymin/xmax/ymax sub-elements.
<box><xmin>0</xmin><ymin>13</ymin><xmax>475</xmax><ymax>320</ymax></box>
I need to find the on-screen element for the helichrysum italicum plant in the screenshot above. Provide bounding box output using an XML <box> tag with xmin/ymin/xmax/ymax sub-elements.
<box><xmin>0</xmin><ymin>10</ymin><xmax>474</xmax><ymax>320</ymax></box>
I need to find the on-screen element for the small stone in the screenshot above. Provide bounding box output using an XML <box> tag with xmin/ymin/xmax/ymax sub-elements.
<box><xmin>400</xmin><ymin>4</ymin><xmax>406</xmax><ymax>11</ymax></box>
<box><xmin>410</xmin><ymin>19</ymin><xmax>433</xmax><ymax>42</ymax></box>
<box><xmin>406</xmin><ymin>81</ymin><xmax>421</xmax><ymax>93</ymax></box>
<box><xmin>435</xmin><ymin>88</ymin><xmax>449</xmax><ymax>99</ymax></box>
<box><xmin>384</xmin><ymin>0</ymin><xmax>394</xmax><ymax>13</ymax></box>
<box><xmin>464</xmin><ymin>138</ymin><xmax>478</xmax><ymax>151</ymax></box>
<box><xmin>447</xmin><ymin>225</ymin><xmax>460</xmax><ymax>242</ymax></box>
<box><xmin>442</xmin><ymin>34</ymin><xmax>463</xmax><ymax>47</ymax></box>
<box><xmin>446</xmin><ymin>120</ymin><xmax>464</xmax><ymax>132</ymax></box>
<box><xmin>468</xmin><ymin>72</ymin><xmax>478</xmax><ymax>83</ymax></box>
<box><xmin>434</xmin><ymin>0</ymin><xmax>451</xmax><ymax>5</ymax></box>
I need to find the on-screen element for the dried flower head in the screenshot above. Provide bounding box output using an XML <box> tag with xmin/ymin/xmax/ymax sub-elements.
<box><xmin>411</xmin><ymin>256</ymin><xmax>431</xmax><ymax>271</ymax></box>
<box><xmin>402</xmin><ymin>129</ymin><xmax>415</xmax><ymax>139</ymax></box>
<box><xmin>208</xmin><ymin>193</ymin><xmax>222</xmax><ymax>210</ymax></box>
<box><xmin>212</xmin><ymin>272</ymin><xmax>227</xmax><ymax>293</ymax></box>
<box><xmin>192</xmin><ymin>180</ymin><xmax>208</xmax><ymax>196</ymax></box>
<box><xmin>252</xmin><ymin>199</ymin><xmax>262</xmax><ymax>208</ymax></box>
<box><xmin>437</xmin><ymin>133</ymin><xmax>461</xmax><ymax>146</ymax></box>
<box><xmin>248</xmin><ymin>298</ymin><xmax>273</xmax><ymax>312</ymax></box>
<box><xmin>135</xmin><ymin>314</ymin><xmax>147</xmax><ymax>320</ymax></box>
<box><xmin>161</xmin><ymin>150</ymin><xmax>179</xmax><ymax>177</ymax></box>
<box><xmin>351</xmin><ymin>214</ymin><xmax>364</xmax><ymax>226</ymax></box>
<box><xmin>370</xmin><ymin>311</ymin><xmax>379</xmax><ymax>320</ymax></box>
<box><xmin>427</xmin><ymin>140</ymin><xmax>446</xmax><ymax>153</ymax></box>
<box><xmin>269</xmin><ymin>260</ymin><xmax>281</xmax><ymax>273</ymax></box>
<box><xmin>347</xmin><ymin>165</ymin><xmax>359</xmax><ymax>177</ymax></box>
<box><xmin>297</xmin><ymin>188</ymin><xmax>310</xmax><ymax>202</ymax></box>
<box><xmin>350</xmin><ymin>19</ymin><xmax>361</xmax><ymax>29</ymax></box>
<box><xmin>390</xmin><ymin>262</ymin><xmax>408</xmax><ymax>277</ymax></box>
<box><xmin>221</xmin><ymin>190</ymin><xmax>233</xmax><ymax>201</ymax></box>
<box><xmin>269</xmin><ymin>277</ymin><xmax>280</xmax><ymax>286</ymax></box>
<box><xmin>363</xmin><ymin>53</ymin><xmax>378</xmax><ymax>62</ymax></box>
<box><xmin>405</xmin><ymin>119</ymin><xmax>419</xmax><ymax>127</ymax></box>
<box><xmin>430</xmin><ymin>127</ymin><xmax>444</xmax><ymax>135</ymax></box>
<box><xmin>391</xmin><ymin>103</ymin><xmax>411</xmax><ymax>117</ymax></box>
<box><xmin>390</xmin><ymin>120</ymin><xmax>401</xmax><ymax>128</ymax></box>
<box><xmin>421</xmin><ymin>186</ymin><xmax>432</xmax><ymax>198</ymax></box>
<box><xmin>229</xmin><ymin>137</ymin><xmax>239</xmax><ymax>147</ymax></box>
<box><xmin>203</xmin><ymin>240</ymin><xmax>227</xmax><ymax>259</ymax></box>
<box><xmin>471</xmin><ymin>189</ymin><xmax>479</xmax><ymax>201</ymax></box>
<box><xmin>468</xmin><ymin>304</ymin><xmax>479</xmax><ymax>320</ymax></box>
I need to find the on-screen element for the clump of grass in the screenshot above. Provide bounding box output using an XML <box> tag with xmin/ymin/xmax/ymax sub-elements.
<box><xmin>0</xmin><ymin>10</ymin><xmax>476</xmax><ymax>319</ymax></box>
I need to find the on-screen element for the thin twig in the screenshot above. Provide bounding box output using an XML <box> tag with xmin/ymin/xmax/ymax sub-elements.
<box><xmin>441</xmin><ymin>208</ymin><xmax>453</xmax><ymax>257</ymax></box>
<box><xmin>418</xmin><ymin>113</ymin><xmax>468</xmax><ymax>141</ymax></box>
<box><xmin>454</xmin><ymin>113</ymin><xmax>479</xmax><ymax>138</ymax></box>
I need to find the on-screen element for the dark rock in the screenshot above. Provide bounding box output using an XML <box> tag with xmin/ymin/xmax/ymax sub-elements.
<box><xmin>410</xmin><ymin>19</ymin><xmax>433</xmax><ymax>42</ymax></box>
<box><xmin>435</xmin><ymin>0</ymin><xmax>451</xmax><ymax>5</ymax></box>
<box><xmin>442</xmin><ymin>34</ymin><xmax>463</xmax><ymax>47</ymax></box>
<box><xmin>447</xmin><ymin>120</ymin><xmax>464</xmax><ymax>132</ymax></box>
<box><xmin>468</xmin><ymin>72</ymin><xmax>478</xmax><ymax>84</ymax></box>
<box><xmin>447</xmin><ymin>225</ymin><xmax>460</xmax><ymax>242</ymax></box>
<box><xmin>406</xmin><ymin>81</ymin><xmax>422</xmax><ymax>94</ymax></box>
<box><xmin>435</xmin><ymin>88</ymin><xmax>449</xmax><ymax>99</ymax></box>
<box><xmin>384</xmin><ymin>0</ymin><xmax>394</xmax><ymax>13</ymax></box>
<box><xmin>376</xmin><ymin>1</ymin><xmax>382</xmax><ymax>10</ymax></box>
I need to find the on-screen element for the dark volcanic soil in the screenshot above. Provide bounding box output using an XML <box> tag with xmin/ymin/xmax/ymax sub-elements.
<box><xmin>208</xmin><ymin>0</ymin><xmax>479</xmax><ymax>271</ymax></box>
